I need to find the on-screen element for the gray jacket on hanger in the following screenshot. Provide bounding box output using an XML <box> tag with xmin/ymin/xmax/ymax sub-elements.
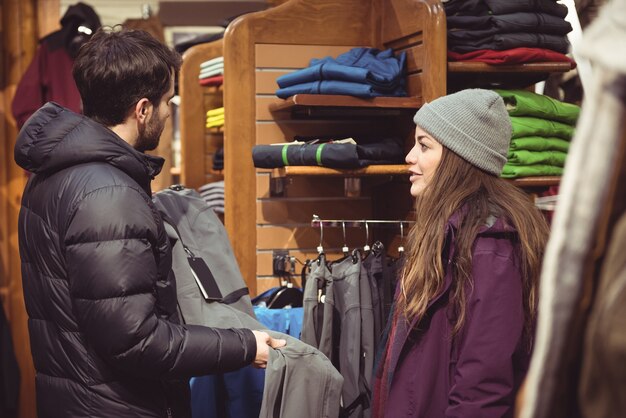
<box><xmin>328</xmin><ymin>255</ymin><xmax>370</xmax><ymax>418</ymax></box>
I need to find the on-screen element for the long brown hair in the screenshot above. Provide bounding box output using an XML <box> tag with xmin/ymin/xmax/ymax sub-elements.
<box><xmin>399</xmin><ymin>147</ymin><xmax>549</xmax><ymax>337</ymax></box>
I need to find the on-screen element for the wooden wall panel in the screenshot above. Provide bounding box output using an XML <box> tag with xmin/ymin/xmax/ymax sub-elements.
<box><xmin>256</xmin><ymin>173</ymin><xmax>271</xmax><ymax>198</ymax></box>
<box><xmin>406</xmin><ymin>73</ymin><xmax>424</xmax><ymax>99</ymax></box>
<box><xmin>256</xmin><ymin>71</ymin><xmax>290</xmax><ymax>94</ymax></box>
<box><xmin>255</xmin><ymin>44</ymin><xmax>362</xmax><ymax>68</ymax></box>
<box><xmin>256</xmin><ymin>174</ymin><xmax>355</xmax><ymax>199</ymax></box>
<box><xmin>255</xmin><ymin>119</ymin><xmax>396</xmax><ymax>144</ymax></box>
<box><xmin>403</xmin><ymin>44</ymin><xmax>425</xmax><ymax>75</ymax></box>
<box><xmin>381</xmin><ymin>0</ymin><xmax>427</xmax><ymax>44</ymax></box>
<box><xmin>1</xmin><ymin>2</ymin><xmax>60</xmax><ymax>417</ymax></box>
<box><xmin>257</xmin><ymin>225</ymin><xmax>367</xmax><ymax>250</ymax></box>
<box><xmin>257</xmin><ymin>197</ymin><xmax>371</xmax><ymax>224</ymax></box>
<box><xmin>256</xmin><ymin>96</ymin><xmax>278</xmax><ymax>121</ymax></box>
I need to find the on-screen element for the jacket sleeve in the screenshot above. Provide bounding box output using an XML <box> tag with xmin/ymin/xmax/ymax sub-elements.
<box><xmin>11</xmin><ymin>44</ymin><xmax>46</xmax><ymax>129</ymax></box>
<box><xmin>63</xmin><ymin>185</ymin><xmax>257</xmax><ymax>379</ymax></box>
<box><xmin>446</xmin><ymin>247</ymin><xmax>525</xmax><ymax>418</ymax></box>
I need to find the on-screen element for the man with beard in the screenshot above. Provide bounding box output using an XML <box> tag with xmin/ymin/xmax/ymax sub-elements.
<box><xmin>14</xmin><ymin>28</ymin><xmax>284</xmax><ymax>418</ymax></box>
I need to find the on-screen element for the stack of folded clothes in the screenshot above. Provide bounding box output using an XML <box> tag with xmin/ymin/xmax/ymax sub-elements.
<box><xmin>199</xmin><ymin>56</ymin><xmax>224</xmax><ymax>87</ymax></box>
<box><xmin>206</xmin><ymin>107</ymin><xmax>224</xmax><ymax>129</ymax></box>
<box><xmin>445</xmin><ymin>0</ymin><xmax>575</xmax><ymax>66</ymax></box>
<box><xmin>275</xmin><ymin>47</ymin><xmax>407</xmax><ymax>99</ymax></box>
<box><xmin>198</xmin><ymin>180</ymin><xmax>225</xmax><ymax>214</ymax></box>
<box><xmin>495</xmin><ymin>89</ymin><xmax>580</xmax><ymax>178</ymax></box>
<box><xmin>252</xmin><ymin>137</ymin><xmax>405</xmax><ymax>169</ymax></box>
<box><xmin>213</xmin><ymin>147</ymin><xmax>224</xmax><ymax>171</ymax></box>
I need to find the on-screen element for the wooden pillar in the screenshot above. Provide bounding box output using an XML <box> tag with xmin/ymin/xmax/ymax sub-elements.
<box><xmin>1</xmin><ymin>1</ymin><xmax>59</xmax><ymax>417</ymax></box>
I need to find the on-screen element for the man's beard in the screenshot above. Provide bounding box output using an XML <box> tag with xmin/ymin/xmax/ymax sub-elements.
<box><xmin>135</xmin><ymin>115</ymin><xmax>165</xmax><ymax>152</ymax></box>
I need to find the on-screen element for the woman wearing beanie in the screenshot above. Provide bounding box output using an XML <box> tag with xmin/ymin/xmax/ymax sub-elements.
<box><xmin>372</xmin><ymin>89</ymin><xmax>549</xmax><ymax>417</ymax></box>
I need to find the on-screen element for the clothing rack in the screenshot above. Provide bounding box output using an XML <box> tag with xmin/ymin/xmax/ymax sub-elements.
<box><xmin>311</xmin><ymin>214</ymin><xmax>415</xmax><ymax>228</ymax></box>
<box><xmin>311</xmin><ymin>214</ymin><xmax>415</xmax><ymax>254</ymax></box>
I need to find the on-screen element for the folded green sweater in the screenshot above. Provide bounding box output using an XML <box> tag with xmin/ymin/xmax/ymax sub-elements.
<box><xmin>511</xmin><ymin>116</ymin><xmax>574</xmax><ymax>140</ymax></box>
<box><xmin>509</xmin><ymin>136</ymin><xmax>570</xmax><ymax>152</ymax></box>
<box><xmin>496</xmin><ymin>89</ymin><xmax>580</xmax><ymax>125</ymax></box>
<box><xmin>501</xmin><ymin>164</ymin><xmax>564</xmax><ymax>179</ymax></box>
<box><xmin>507</xmin><ymin>150</ymin><xmax>568</xmax><ymax>167</ymax></box>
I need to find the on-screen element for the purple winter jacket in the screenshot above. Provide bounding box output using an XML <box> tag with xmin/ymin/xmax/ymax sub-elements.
<box><xmin>381</xmin><ymin>213</ymin><xmax>531</xmax><ymax>418</ymax></box>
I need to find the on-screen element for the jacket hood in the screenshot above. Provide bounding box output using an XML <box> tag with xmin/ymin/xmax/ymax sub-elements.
<box><xmin>15</xmin><ymin>102</ymin><xmax>163</xmax><ymax>192</ymax></box>
<box><xmin>43</xmin><ymin>2</ymin><xmax>101</xmax><ymax>52</ymax></box>
<box><xmin>60</xmin><ymin>2</ymin><xmax>101</xmax><ymax>31</ymax></box>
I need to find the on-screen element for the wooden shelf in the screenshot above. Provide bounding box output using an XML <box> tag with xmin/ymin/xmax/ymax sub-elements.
<box><xmin>509</xmin><ymin>176</ymin><xmax>560</xmax><ymax>187</ymax></box>
<box><xmin>201</xmin><ymin>84</ymin><xmax>224</xmax><ymax>93</ymax></box>
<box><xmin>206</xmin><ymin>126</ymin><xmax>224</xmax><ymax>134</ymax></box>
<box><xmin>269</xmin><ymin>166</ymin><xmax>559</xmax><ymax>187</ymax></box>
<box><xmin>448</xmin><ymin>61</ymin><xmax>574</xmax><ymax>73</ymax></box>
<box><xmin>270</xmin><ymin>164</ymin><xmax>409</xmax><ymax>177</ymax></box>
<box><xmin>448</xmin><ymin>61</ymin><xmax>574</xmax><ymax>90</ymax></box>
<box><xmin>270</xmin><ymin>94</ymin><xmax>423</xmax><ymax>110</ymax></box>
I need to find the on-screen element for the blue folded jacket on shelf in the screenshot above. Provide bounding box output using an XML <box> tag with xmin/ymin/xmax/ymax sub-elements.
<box><xmin>276</xmin><ymin>47</ymin><xmax>407</xmax><ymax>98</ymax></box>
<box><xmin>276</xmin><ymin>80</ymin><xmax>403</xmax><ymax>99</ymax></box>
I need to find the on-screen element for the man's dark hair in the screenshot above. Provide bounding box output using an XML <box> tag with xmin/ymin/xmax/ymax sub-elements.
<box><xmin>73</xmin><ymin>28</ymin><xmax>182</xmax><ymax>126</ymax></box>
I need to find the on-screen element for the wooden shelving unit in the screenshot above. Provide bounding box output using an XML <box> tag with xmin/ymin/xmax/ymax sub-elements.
<box><xmin>219</xmin><ymin>0</ymin><xmax>566</xmax><ymax>293</ymax></box>
<box><xmin>223</xmin><ymin>0</ymin><xmax>446</xmax><ymax>292</ymax></box>
<box><xmin>179</xmin><ymin>39</ymin><xmax>224</xmax><ymax>189</ymax></box>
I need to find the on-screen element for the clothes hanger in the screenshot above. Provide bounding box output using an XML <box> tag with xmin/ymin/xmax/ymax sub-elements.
<box><xmin>266</xmin><ymin>255</ymin><xmax>304</xmax><ymax>308</ymax></box>
<box><xmin>398</xmin><ymin>221</ymin><xmax>405</xmax><ymax>255</ymax></box>
<box><xmin>267</xmin><ymin>263</ymin><xmax>303</xmax><ymax>308</ymax></box>
<box><xmin>312</xmin><ymin>214</ymin><xmax>327</xmax><ymax>268</ymax></box>
<box><xmin>341</xmin><ymin>221</ymin><xmax>349</xmax><ymax>256</ymax></box>
<box><xmin>363</xmin><ymin>221</ymin><xmax>371</xmax><ymax>252</ymax></box>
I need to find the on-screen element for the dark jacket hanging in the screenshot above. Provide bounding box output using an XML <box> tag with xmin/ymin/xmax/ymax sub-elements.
<box><xmin>11</xmin><ymin>2</ymin><xmax>101</xmax><ymax>128</ymax></box>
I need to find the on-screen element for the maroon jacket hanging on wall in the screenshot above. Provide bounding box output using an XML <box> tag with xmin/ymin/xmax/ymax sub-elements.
<box><xmin>11</xmin><ymin>2</ymin><xmax>101</xmax><ymax>129</ymax></box>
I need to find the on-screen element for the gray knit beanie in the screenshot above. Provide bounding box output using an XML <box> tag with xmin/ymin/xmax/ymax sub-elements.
<box><xmin>413</xmin><ymin>89</ymin><xmax>512</xmax><ymax>175</ymax></box>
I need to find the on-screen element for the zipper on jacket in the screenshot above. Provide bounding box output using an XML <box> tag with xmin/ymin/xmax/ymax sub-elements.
<box><xmin>160</xmin><ymin>379</ymin><xmax>174</xmax><ymax>418</ymax></box>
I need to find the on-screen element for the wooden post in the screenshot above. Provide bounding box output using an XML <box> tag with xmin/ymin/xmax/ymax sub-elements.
<box><xmin>1</xmin><ymin>1</ymin><xmax>59</xmax><ymax>417</ymax></box>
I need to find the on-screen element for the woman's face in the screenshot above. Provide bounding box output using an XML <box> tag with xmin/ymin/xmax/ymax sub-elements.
<box><xmin>406</xmin><ymin>126</ymin><xmax>443</xmax><ymax>197</ymax></box>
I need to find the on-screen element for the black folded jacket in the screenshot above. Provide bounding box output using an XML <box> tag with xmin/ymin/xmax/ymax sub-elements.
<box><xmin>444</xmin><ymin>0</ymin><xmax>568</xmax><ymax>18</ymax></box>
<box><xmin>213</xmin><ymin>147</ymin><xmax>224</xmax><ymax>171</ymax></box>
<box><xmin>449</xmin><ymin>32</ymin><xmax>570</xmax><ymax>54</ymax></box>
<box><xmin>447</xmin><ymin>12</ymin><xmax>572</xmax><ymax>39</ymax></box>
<box><xmin>252</xmin><ymin>138</ymin><xmax>404</xmax><ymax>169</ymax></box>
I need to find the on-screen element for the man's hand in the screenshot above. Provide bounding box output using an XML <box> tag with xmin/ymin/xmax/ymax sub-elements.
<box><xmin>251</xmin><ymin>330</ymin><xmax>287</xmax><ymax>369</ymax></box>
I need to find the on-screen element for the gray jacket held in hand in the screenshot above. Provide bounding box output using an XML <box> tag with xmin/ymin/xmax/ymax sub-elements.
<box><xmin>154</xmin><ymin>187</ymin><xmax>344</xmax><ymax>418</ymax></box>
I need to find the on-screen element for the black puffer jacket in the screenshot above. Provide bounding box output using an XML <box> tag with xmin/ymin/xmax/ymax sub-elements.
<box><xmin>15</xmin><ymin>102</ymin><xmax>257</xmax><ymax>418</ymax></box>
